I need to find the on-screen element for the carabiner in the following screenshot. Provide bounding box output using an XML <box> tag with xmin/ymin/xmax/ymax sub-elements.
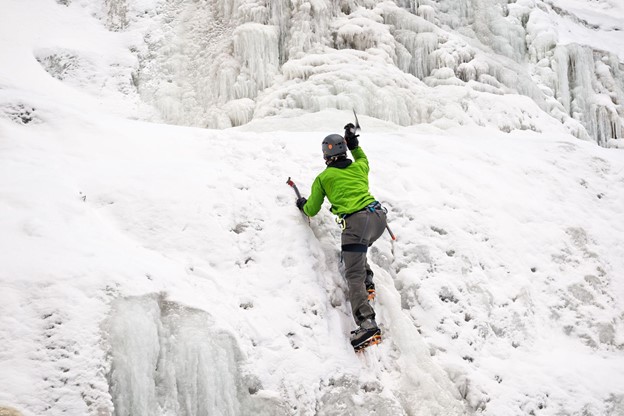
<box><xmin>336</xmin><ymin>216</ymin><xmax>346</xmax><ymax>230</ymax></box>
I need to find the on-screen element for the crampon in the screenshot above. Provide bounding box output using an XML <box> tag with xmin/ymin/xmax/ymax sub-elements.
<box><xmin>351</xmin><ymin>327</ymin><xmax>382</xmax><ymax>352</ymax></box>
<box><xmin>354</xmin><ymin>333</ymin><xmax>381</xmax><ymax>352</ymax></box>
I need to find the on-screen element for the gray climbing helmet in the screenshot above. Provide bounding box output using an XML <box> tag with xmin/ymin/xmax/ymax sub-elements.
<box><xmin>322</xmin><ymin>134</ymin><xmax>347</xmax><ymax>160</ymax></box>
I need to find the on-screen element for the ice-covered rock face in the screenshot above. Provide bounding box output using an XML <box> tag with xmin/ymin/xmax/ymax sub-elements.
<box><xmin>106</xmin><ymin>295</ymin><xmax>285</xmax><ymax>416</ymax></box>
<box><xmin>101</xmin><ymin>0</ymin><xmax>623</xmax><ymax>144</ymax></box>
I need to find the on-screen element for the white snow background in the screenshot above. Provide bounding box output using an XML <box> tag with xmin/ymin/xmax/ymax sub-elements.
<box><xmin>1</xmin><ymin>1</ymin><xmax>624</xmax><ymax>416</ymax></box>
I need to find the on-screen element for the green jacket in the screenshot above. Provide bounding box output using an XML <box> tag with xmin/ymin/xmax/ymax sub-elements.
<box><xmin>303</xmin><ymin>146</ymin><xmax>376</xmax><ymax>217</ymax></box>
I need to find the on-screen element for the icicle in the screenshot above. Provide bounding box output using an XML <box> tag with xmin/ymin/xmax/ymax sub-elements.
<box><xmin>223</xmin><ymin>98</ymin><xmax>255</xmax><ymax>127</ymax></box>
<box><xmin>212</xmin><ymin>0</ymin><xmax>244</xmax><ymax>22</ymax></box>
<box><xmin>594</xmin><ymin>57</ymin><xmax>624</xmax><ymax>141</ymax></box>
<box><xmin>418</xmin><ymin>5</ymin><xmax>435</xmax><ymax>22</ymax></box>
<box><xmin>526</xmin><ymin>9</ymin><xmax>557</xmax><ymax>63</ymax></box>
<box><xmin>108</xmin><ymin>297</ymin><xmax>161</xmax><ymax>416</ymax></box>
<box><xmin>287</xmin><ymin>0</ymin><xmax>333</xmax><ymax>59</ymax></box>
<box><xmin>457</xmin><ymin>62</ymin><xmax>476</xmax><ymax>82</ymax></box>
<box><xmin>559</xmin><ymin>45</ymin><xmax>594</xmax><ymax>132</ymax></box>
<box><xmin>401</xmin><ymin>32</ymin><xmax>439</xmax><ymax>79</ymax></box>
<box><xmin>394</xmin><ymin>41</ymin><xmax>413</xmax><ymax>74</ymax></box>
<box><xmin>107</xmin><ymin>297</ymin><xmax>283</xmax><ymax>415</ymax></box>
<box><xmin>269</xmin><ymin>0</ymin><xmax>292</xmax><ymax>64</ymax></box>
<box><xmin>549</xmin><ymin>44</ymin><xmax>624</xmax><ymax>144</ymax></box>
<box><xmin>433</xmin><ymin>0</ymin><xmax>473</xmax><ymax>29</ymax></box>
<box><xmin>232</xmin><ymin>23</ymin><xmax>279</xmax><ymax>99</ymax></box>
<box><xmin>552</xmin><ymin>46</ymin><xmax>571</xmax><ymax>115</ymax></box>
<box><xmin>381</xmin><ymin>3</ymin><xmax>438</xmax><ymax>34</ymax></box>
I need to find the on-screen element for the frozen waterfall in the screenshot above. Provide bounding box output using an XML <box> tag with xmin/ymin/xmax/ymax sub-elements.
<box><xmin>95</xmin><ymin>0</ymin><xmax>624</xmax><ymax>145</ymax></box>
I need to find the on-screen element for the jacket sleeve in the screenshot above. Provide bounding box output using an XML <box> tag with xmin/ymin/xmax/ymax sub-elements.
<box><xmin>350</xmin><ymin>146</ymin><xmax>369</xmax><ymax>173</ymax></box>
<box><xmin>303</xmin><ymin>176</ymin><xmax>325</xmax><ymax>217</ymax></box>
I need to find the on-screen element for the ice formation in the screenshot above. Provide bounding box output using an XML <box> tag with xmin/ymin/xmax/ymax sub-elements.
<box><xmin>92</xmin><ymin>0</ymin><xmax>624</xmax><ymax>145</ymax></box>
<box><xmin>107</xmin><ymin>295</ymin><xmax>283</xmax><ymax>416</ymax></box>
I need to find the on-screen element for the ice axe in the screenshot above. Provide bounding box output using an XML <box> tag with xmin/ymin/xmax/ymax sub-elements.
<box><xmin>286</xmin><ymin>177</ymin><xmax>311</xmax><ymax>224</ymax></box>
<box><xmin>349</xmin><ymin>111</ymin><xmax>397</xmax><ymax>241</ymax></box>
<box><xmin>346</xmin><ymin>109</ymin><xmax>361</xmax><ymax>137</ymax></box>
<box><xmin>286</xmin><ymin>177</ymin><xmax>302</xmax><ymax>199</ymax></box>
<box><xmin>353</xmin><ymin>109</ymin><xmax>361</xmax><ymax>132</ymax></box>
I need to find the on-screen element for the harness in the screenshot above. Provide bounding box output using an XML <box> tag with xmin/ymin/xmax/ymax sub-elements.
<box><xmin>336</xmin><ymin>201</ymin><xmax>386</xmax><ymax>230</ymax></box>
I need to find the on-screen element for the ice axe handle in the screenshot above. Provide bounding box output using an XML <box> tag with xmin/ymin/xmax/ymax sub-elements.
<box><xmin>286</xmin><ymin>177</ymin><xmax>302</xmax><ymax>199</ymax></box>
<box><xmin>353</xmin><ymin>109</ymin><xmax>361</xmax><ymax>132</ymax></box>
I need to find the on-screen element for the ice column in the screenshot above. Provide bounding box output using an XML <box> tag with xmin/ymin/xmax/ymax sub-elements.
<box><xmin>107</xmin><ymin>296</ymin><xmax>269</xmax><ymax>416</ymax></box>
<box><xmin>434</xmin><ymin>0</ymin><xmax>473</xmax><ymax>29</ymax></box>
<box><xmin>383</xmin><ymin>6</ymin><xmax>439</xmax><ymax>79</ymax></box>
<box><xmin>108</xmin><ymin>297</ymin><xmax>161</xmax><ymax>416</ymax></box>
<box><xmin>288</xmin><ymin>0</ymin><xmax>335</xmax><ymax>59</ymax></box>
<box><xmin>269</xmin><ymin>0</ymin><xmax>292</xmax><ymax>64</ymax></box>
<box><xmin>553</xmin><ymin>44</ymin><xmax>623</xmax><ymax>144</ymax></box>
<box><xmin>396</xmin><ymin>31</ymin><xmax>439</xmax><ymax>79</ymax></box>
<box><xmin>232</xmin><ymin>23</ymin><xmax>279</xmax><ymax>99</ymax></box>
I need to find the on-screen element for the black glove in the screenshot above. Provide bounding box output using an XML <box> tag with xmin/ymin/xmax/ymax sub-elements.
<box><xmin>296</xmin><ymin>197</ymin><xmax>307</xmax><ymax>211</ymax></box>
<box><xmin>343</xmin><ymin>123</ymin><xmax>359</xmax><ymax>150</ymax></box>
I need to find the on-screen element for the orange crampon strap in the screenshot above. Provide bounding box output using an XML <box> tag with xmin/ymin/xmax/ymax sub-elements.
<box><xmin>354</xmin><ymin>334</ymin><xmax>382</xmax><ymax>352</ymax></box>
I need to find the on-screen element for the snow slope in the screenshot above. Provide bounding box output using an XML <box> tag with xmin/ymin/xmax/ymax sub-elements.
<box><xmin>2</xmin><ymin>109</ymin><xmax>624</xmax><ymax>415</ymax></box>
<box><xmin>1</xmin><ymin>1</ymin><xmax>624</xmax><ymax>416</ymax></box>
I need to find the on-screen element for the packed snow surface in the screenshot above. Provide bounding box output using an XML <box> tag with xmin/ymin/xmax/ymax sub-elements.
<box><xmin>2</xmin><ymin>110</ymin><xmax>624</xmax><ymax>415</ymax></box>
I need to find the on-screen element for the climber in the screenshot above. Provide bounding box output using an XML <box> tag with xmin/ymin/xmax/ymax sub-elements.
<box><xmin>295</xmin><ymin>122</ymin><xmax>387</xmax><ymax>351</ymax></box>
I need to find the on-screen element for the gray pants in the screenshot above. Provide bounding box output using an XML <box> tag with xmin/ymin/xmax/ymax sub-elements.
<box><xmin>341</xmin><ymin>207</ymin><xmax>387</xmax><ymax>326</ymax></box>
